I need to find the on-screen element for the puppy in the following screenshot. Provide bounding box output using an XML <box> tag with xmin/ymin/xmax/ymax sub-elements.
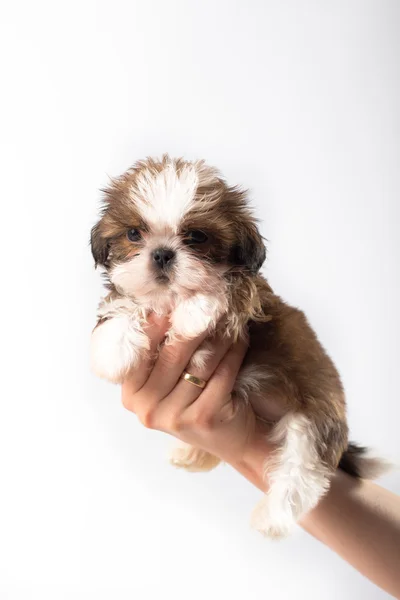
<box><xmin>90</xmin><ymin>155</ymin><xmax>384</xmax><ymax>538</ymax></box>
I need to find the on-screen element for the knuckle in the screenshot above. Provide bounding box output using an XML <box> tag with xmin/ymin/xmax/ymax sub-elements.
<box><xmin>138</xmin><ymin>406</ymin><xmax>157</xmax><ymax>429</ymax></box>
<box><xmin>167</xmin><ymin>415</ymin><xmax>183</xmax><ymax>434</ymax></box>
<box><xmin>191</xmin><ymin>411</ymin><xmax>214</xmax><ymax>431</ymax></box>
<box><xmin>121</xmin><ymin>389</ymin><xmax>134</xmax><ymax>411</ymax></box>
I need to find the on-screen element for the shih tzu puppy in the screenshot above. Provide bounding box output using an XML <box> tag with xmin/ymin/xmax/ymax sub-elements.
<box><xmin>90</xmin><ymin>155</ymin><xmax>384</xmax><ymax>538</ymax></box>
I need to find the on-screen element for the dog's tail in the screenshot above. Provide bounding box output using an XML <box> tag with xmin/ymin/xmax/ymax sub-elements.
<box><xmin>338</xmin><ymin>442</ymin><xmax>390</xmax><ymax>479</ymax></box>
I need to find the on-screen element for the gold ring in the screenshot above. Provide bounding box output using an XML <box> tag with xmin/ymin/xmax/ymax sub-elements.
<box><xmin>182</xmin><ymin>372</ymin><xmax>207</xmax><ymax>389</ymax></box>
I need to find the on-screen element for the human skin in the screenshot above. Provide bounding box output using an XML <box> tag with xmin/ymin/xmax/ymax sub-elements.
<box><xmin>121</xmin><ymin>316</ymin><xmax>400</xmax><ymax>598</ymax></box>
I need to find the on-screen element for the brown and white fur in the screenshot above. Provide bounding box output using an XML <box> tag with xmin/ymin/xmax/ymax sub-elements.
<box><xmin>90</xmin><ymin>155</ymin><xmax>384</xmax><ymax>538</ymax></box>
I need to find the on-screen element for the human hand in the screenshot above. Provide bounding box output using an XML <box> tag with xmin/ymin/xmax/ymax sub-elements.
<box><xmin>121</xmin><ymin>315</ymin><xmax>274</xmax><ymax>483</ymax></box>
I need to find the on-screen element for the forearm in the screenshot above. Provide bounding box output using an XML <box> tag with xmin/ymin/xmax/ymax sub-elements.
<box><xmin>301</xmin><ymin>471</ymin><xmax>400</xmax><ymax>598</ymax></box>
<box><xmin>232</xmin><ymin>441</ymin><xmax>400</xmax><ymax>598</ymax></box>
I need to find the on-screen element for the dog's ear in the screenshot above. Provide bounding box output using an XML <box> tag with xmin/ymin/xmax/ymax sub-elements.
<box><xmin>90</xmin><ymin>219</ymin><xmax>110</xmax><ymax>268</ymax></box>
<box><xmin>230</xmin><ymin>221</ymin><xmax>266</xmax><ymax>273</ymax></box>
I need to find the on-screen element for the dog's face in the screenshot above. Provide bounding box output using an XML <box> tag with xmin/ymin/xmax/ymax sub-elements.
<box><xmin>91</xmin><ymin>156</ymin><xmax>265</xmax><ymax>309</ymax></box>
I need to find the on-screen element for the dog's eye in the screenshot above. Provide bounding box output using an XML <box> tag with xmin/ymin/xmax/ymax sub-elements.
<box><xmin>127</xmin><ymin>228</ymin><xmax>141</xmax><ymax>242</ymax></box>
<box><xmin>185</xmin><ymin>230</ymin><xmax>208</xmax><ymax>244</ymax></box>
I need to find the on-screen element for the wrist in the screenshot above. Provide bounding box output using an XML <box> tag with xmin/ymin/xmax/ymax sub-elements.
<box><xmin>229</xmin><ymin>433</ymin><xmax>274</xmax><ymax>492</ymax></box>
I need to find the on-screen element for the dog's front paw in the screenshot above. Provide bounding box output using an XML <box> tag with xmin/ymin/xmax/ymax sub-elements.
<box><xmin>91</xmin><ymin>315</ymin><xmax>149</xmax><ymax>383</ymax></box>
<box><xmin>169</xmin><ymin>443</ymin><xmax>221</xmax><ymax>472</ymax></box>
<box><xmin>171</xmin><ymin>294</ymin><xmax>226</xmax><ymax>339</ymax></box>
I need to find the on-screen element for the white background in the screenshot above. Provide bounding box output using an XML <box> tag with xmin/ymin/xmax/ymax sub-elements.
<box><xmin>1</xmin><ymin>1</ymin><xmax>399</xmax><ymax>599</ymax></box>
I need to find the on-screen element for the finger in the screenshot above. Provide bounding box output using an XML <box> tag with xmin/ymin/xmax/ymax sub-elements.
<box><xmin>121</xmin><ymin>314</ymin><xmax>170</xmax><ymax>403</ymax></box>
<box><xmin>139</xmin><ymin>329</ymin><xmax>210</xmax><ymax>402</ymax></box>
<box><xmin>162</xmin><ymin>336</ymin><xmax>234</xmax><ymax>411</ymax></box>
<box><xmin>143</xmin><ymin>313</ymin><xmax>170</xmax><ymax>357</ymax></box>
<box><xmin>186</xmin><ymin>337</ymin><xmax>232</xmax><ymax>379</ymax></box>
<box><xmin>151</xmin><ymin>336</ymin><xmax>235</xmax><ymax>427</ymax></box>
<box><xmin>193</xmin><ymin>337</ymin><xmax>248</xmax><ymax>410</ymax></box>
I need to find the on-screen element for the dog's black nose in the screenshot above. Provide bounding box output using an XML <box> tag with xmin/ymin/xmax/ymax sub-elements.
<box><xmin>152</xmin><ymin>248</ymin><xmax>175</xmax><ymax>269</ymax></box>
